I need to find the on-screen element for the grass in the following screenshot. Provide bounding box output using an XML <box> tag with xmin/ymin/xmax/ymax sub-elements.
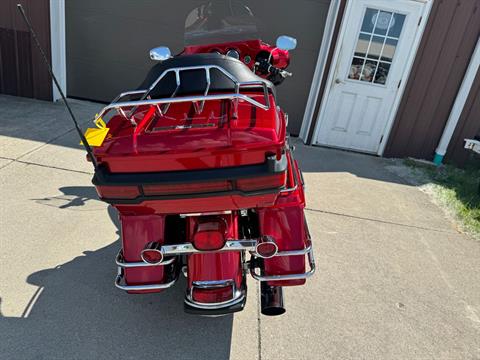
<box><xmin>404</xmin><ymin>159</ymin><xmax>480</xmax><ymax>239</ymax></box>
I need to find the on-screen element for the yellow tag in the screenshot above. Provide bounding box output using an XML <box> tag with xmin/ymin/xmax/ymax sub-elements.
<box><xmin>80</xmin><ymin>115</ymin><xmax>110</xmax><ymax>147</ymax></box>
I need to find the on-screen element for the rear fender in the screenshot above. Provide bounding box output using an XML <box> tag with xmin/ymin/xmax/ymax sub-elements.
<box><xmin>186</xmin><ymin>213</ymin><xmax>244</xmax><ymax>304</ymax></box>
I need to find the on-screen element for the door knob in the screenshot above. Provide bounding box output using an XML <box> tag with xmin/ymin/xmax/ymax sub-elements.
<box><xmin>335</xmin><ymin>78</ymin><xmax>345</xmax><ymax>85</ymax></box>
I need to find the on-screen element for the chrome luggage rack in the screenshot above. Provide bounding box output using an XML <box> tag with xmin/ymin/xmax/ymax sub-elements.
<box><xmin>94</xmin><ymin>65</ymin><xmax>275</xmax><ymax>126</ymax></box>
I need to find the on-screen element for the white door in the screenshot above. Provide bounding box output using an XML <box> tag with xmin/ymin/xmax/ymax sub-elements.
<box><xmin>313</xmin><ymin>0</ymin><xmax>427</xmax><ymax>153</ymax></box>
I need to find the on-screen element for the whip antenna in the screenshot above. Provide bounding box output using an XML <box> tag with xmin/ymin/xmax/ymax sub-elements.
<box><xmin>17</xmin><ymin>4</ymin><xmax>98</xmax><ymax>169</ymax></box>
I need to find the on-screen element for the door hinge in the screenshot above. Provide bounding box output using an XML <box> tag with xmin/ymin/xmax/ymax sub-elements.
<box><xmin>418</xmin><ymin>16</ymin><xmax>423</xmax><ymax>26</ymax></box>
<box><xmin>397</xmin><ymin>79</ymin><xmax>402</xmax><ymax>89</ymax></box>
<box><xmin>379</xmin><ymin>135</ymin><xmax>384</xmax><ymax>144</ymax></box>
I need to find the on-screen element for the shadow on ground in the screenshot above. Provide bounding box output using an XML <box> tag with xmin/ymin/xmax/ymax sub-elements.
<box><xmin>0</xmin><ymin>95</ymin><xmax>103</xmax><ymax>151</ymax></box>
<box><xmin>292</xmin><ymin>140</ymin><xmax>412</xmax><ymax>186</ymax></box>
<box><xmin>32</xmin><ymin>186</ymin><xmax>100</xmax><ymax>210</ymax></box>
<box><xmin>0</xmin><ymin>194</ymin><xmax>234</xmax><ymax>359</ymax></box>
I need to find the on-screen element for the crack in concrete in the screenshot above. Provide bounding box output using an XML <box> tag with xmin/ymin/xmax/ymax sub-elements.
<box><xmin>0</xmin><ymin>156</ymin><xmax>93</xmax><ymax>175</ymax></box>
<box><xmin>416</xmin><ymin>230</ymin><xmax>480</xmax><ymax>331</ymax></box>
<box><xmin>306</xmin><ymin>208</ymin><xmax>458</xmax><ymax>234</ymax></box>
<box><xmin>257</xmin><ymin>282</ymin><xmax>262</xmax><ymax>360</ymax></box>
<box><xmin>0</xmin><ymin>117</ymin><xmax>92</xmax><ymax>171</ymax></box>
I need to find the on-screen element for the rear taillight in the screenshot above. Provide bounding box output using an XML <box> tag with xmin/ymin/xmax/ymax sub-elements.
<box><xmin>236</xmin><ymin>173</ymin><xmax>286</xmax><ymax>192</ymax></box>
<box><xmin>143</xmin><ymin>181</ymin><xmax>232</xmax><ymax>196</ymax></box>
<box><xmin>192</xmin><ymin>218</ymin><xmax>227</xmax><ymax>251</ymax></box>
<box><xmin>192</xmin><ymin>286</ymin><xmax>233</xmax><ymax>303</ymax></box>
<box><xmin>95</xmin><ymin>185</ymin><xmax>140</xmax><ymax>199</ymax></box>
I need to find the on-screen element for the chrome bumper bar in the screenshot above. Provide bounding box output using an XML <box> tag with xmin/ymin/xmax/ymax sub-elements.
<box><xmin>249</xmin><ymin>243</ymin><xmax>316</xmax><ymax>281</ymax></box>
<box><xmin>114</xmin><ymin>250</ymin><xmax>178</xmax><ymax>291</ymax></box>
<box><xmin>159</xmin><ymin>239</ymin><xmax>257</xmax><ymax>256</ymax></box>
<box><xmin>115</xmin><ymin>267</ymin><xmax>178</xmax><ymax>291</ymax></box>
<box><xmin>184</xmin><ymin>279</ymin><xmax>246</xmax><ymax>310</ymax></box>
<box><xmin>115</xmin><ymin>250</ymin><xmax>175</xmax><ymax>268</ymax></box>
<box><xmin>114</xmin><ymin>237</ymin><xmax>315</xmax><ymax>292</ymax></box>
<box><xmin>140</xmin><ymin>236</ymin><xmax>311</xmax><ymax>258</ymax></box>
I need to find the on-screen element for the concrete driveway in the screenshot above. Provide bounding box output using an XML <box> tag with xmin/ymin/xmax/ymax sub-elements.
<box><xmin>1</xmin><ymin>94</ymin><xmax>479</xmax><ymax>360</ymax></box>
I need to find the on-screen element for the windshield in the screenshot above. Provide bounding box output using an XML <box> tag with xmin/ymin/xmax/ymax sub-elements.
<box><xmin>184</xmin><ymin>1</ymin><xmax>260</xmax><ymax>46</ymax></box>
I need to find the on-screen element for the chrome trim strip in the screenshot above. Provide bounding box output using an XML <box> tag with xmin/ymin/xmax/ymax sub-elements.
<box><xmin>250</xmin><ymin>245</ymin><xmax>316</xmax><ymax>281</ymax></box>
<box><xmin>280</xmin><ymin>153</ymin><xmax>300</xmax><ymax>194</ymax></box>
<box><xmin>275</xmin><ymin>242</ymin><xmax>312</xmax><ymax>257</ymax></box>
<box><xmin>184</xmin><ymin>292</ymin><xmax>245</xmax><ymax>310</ymax></box>
<box><xmin>192</xmin><ymin>279</ymin><xmax>234</xmax><ymax>288</ymax></box>
<box><xmin>299</xmin><ymin>169</ymin><xmax>306</xmax><ymax>189</ymax></box>
<box><xmin>179</xmin><ymin>210</ymin><xmax>232</xmax><ymax>217</ymax></box>
<box><xmin>115</xmin><ymin>268</ymin><xmax>178</xmax><ymax>291</ymax></box>
<box><xmin>115</xmin><ymin>249</ymin><xmax>175</xmax><ymax>268</ymax></box>
<box><xmin>185</xmin><ymin>279</ymin><xmax>246</xmax><ymax>310</ymax></box>
<box><xmin>160</xmin><ymin>239</ymin><xmax>257</xmax><ymax>256</ymax></box>
<box><xmin>111</xmin><ymin>90</ymin><xmax>146</xmax><ymax>103</ymax></box>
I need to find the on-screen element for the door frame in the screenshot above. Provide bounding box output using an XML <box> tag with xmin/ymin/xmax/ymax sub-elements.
<box><xmin>309</xmin><ymin>0</ymin><xmax>434</xmax><ymax>155</ymax></box>
<box><xmin>299</xmin><ymin>0</ymin><xmax>343</xmax><ymax>141</ymax></box>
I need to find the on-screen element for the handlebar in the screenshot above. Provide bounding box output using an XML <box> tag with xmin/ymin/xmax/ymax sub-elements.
<box><xmin>255</xmin><ymin>59</ymin><xmax>292</xmax><ymax>79</ymax></box>
<box><xmin>268</xmin><ymin>64</ymin><xmax>292</xmax><ymax>78</ymax></box>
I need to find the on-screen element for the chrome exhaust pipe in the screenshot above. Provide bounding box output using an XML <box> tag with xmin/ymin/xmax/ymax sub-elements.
<box><xmin>260</xmin><ymin>282</ymin><xmax>286</xmax><ymax>316</ymax></box>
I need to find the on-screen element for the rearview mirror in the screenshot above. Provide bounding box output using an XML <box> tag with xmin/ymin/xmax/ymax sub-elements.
<box><xmin>276</xmin><ymin>36</ymin><xmax>297</xmax><ymax>51</ymax></box>
<box><xmin>150</xmin><ymin>46</ymin><xmax>172</xmax><ymax>61</ymax></box>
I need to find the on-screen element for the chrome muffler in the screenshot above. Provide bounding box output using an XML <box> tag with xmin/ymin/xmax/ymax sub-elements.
<box><xmin>260</xmin><ymin>282</ymin><xmax>286</xmax><ymax>316</ymax></box>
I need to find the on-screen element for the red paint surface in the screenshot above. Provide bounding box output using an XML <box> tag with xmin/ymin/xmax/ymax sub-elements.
<box><xmin>92</xmin><ymin>40</ymin><xmax>311</xmax><ymax>296</ymax></box>
<box><xmin>183</xmin><ymin>39</ymin><xmax>290</xmax><ymax>70</ymax></box>
<box><xmin>120</xmin><ymin>214</ymin><xmax>167</xmax><ymax>294</ymax></box>
<box><xmin>258</xmin><ymin>154</ymin><xmax>309</xmax><ymax>286</ymax></box>
<box><xmin>94</xmin><ymin>95</ymin><xmax>285</xmax><ymax>173</ymax></box>
<box><xmin>187</xmin><ymin>214</ymin><xmax>243</xmax><ymax>303</ymax></box>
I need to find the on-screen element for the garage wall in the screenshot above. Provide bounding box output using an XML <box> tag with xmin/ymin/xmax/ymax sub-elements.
<box><xmin>0</xmin><ymin>0</ymin><xmax>52</xmax><ymax>100</ymax></box>
<box><xmin>65</xmin><ymin>0</ymin><xmax>331</xmax><ymax>135</ymax></box>
<box><xmin>384</xmin><ymin>0</ymin><xmax>480</xmax><ymax>160</ymax></box>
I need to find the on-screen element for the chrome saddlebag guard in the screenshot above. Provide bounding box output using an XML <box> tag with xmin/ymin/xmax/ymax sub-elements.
<box><xmin>113</xmin><ymin>237</ymin><xmax>314</xmax><ymax>292</ymax></box>
<box><xmin>114</xmin><ymin>250</ymin><xmax>179</xmax><ymax>292</ymax></box>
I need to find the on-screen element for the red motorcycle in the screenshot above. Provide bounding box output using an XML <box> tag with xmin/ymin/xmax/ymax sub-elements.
<box><xmin>83</xmin><ymin>3</ymin><xmax>315</xmax><ymax>316</ymax></box>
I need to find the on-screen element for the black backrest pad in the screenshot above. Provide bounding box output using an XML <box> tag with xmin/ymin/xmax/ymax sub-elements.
<box><xmin>138</xmin><ymin>53</ymin><xmax>273</xmax><ymax>98</ymax></box>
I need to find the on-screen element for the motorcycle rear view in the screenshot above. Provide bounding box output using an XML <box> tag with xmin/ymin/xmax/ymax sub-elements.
<box><xmin>18</xmin><ymin>1</ymin><xmax>315</xmax><ymax>316</ymax></box>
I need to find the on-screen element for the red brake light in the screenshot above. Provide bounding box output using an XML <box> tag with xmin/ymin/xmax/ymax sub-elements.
<box><xmin>256</xmin><ymin>241</ymin><xmax>278</xmax><ymax>258</ymax></box>
<box><xmin>255</xmin><ymin>236</ymin><xmax>278</xmax><ymax>258</ymax></box>
<box><xmin>141</xmin><ymin>249</ymin><xmax>163</xmax><ymax>264</ymax></box>
<box><xmin>141</xmin><ymin>242</ymin><xmax>163</xmax><ymax>264</ymax></box>
<box><xmin>143</xmin><ymin>181</ymin><xmax>231</xmax><ymax>196</ymax></box>
<box><xmin>95</xmin><ymin>185</ymin><xmax>140</xmax><ymax>199</ymax></box>
<box><xmin>192</xmin><ymin>218</ymin><xmax>227</xmax><ymax>251</ymax></box>
<box><xmin>236</xmin><ymin>173</ymin><xmax>286</xmax><ymax>192</ymax></box>
<box><xmin>192</xmin><ymin>286</ymin><xmax>233</xmax><ymax>303</ymax></box>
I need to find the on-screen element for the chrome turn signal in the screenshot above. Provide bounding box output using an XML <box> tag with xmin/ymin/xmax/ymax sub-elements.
<box><xmin>141</xmin><ymin>242</ymin><xmax>164</xmax><ymax>264</ymax></box>
<box><xmin>255</xmin><ymin>236</ymin><xmax>278</xmax><ymax>259</ymax></box>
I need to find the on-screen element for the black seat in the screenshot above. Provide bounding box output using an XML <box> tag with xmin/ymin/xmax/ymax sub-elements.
<box><xmin>138</xmin><ymin>53</ymin><xmax>273</xmax><ymax>98</ymax></box>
